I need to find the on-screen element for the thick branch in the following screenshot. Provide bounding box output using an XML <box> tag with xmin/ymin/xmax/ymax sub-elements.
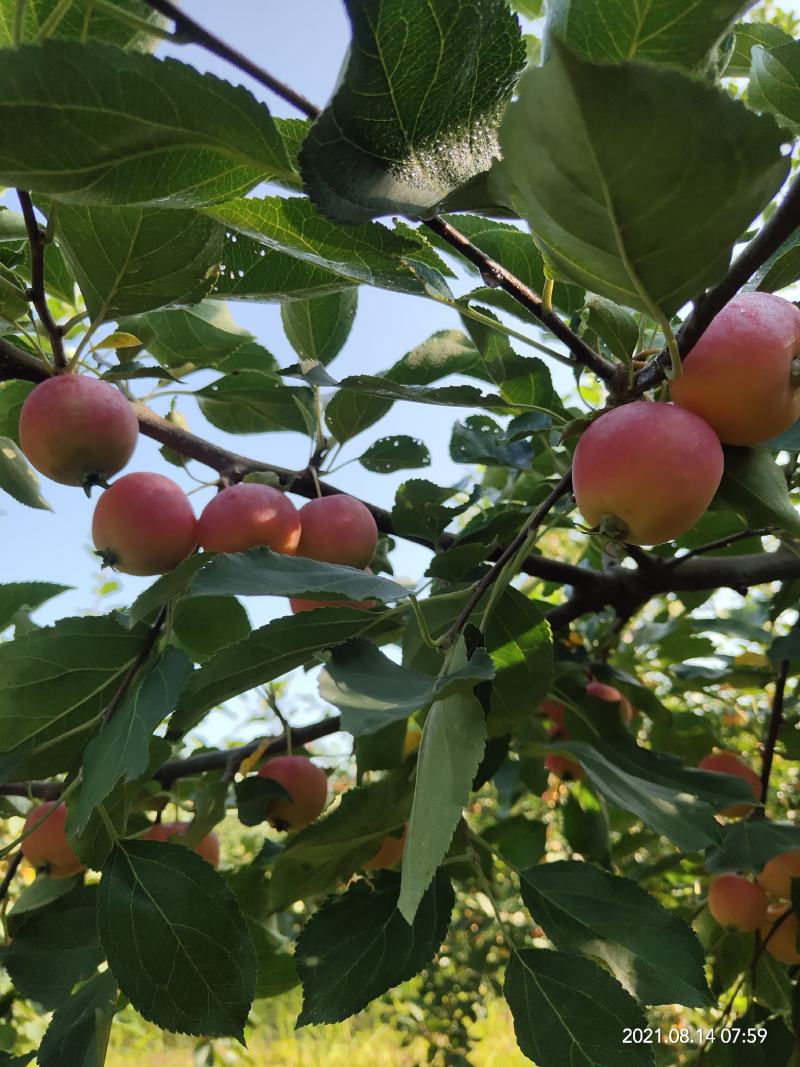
<box><xmin>17</xmin><ymin>191</ymin><xmax>66</xmax><ymax>370</ymax></box>
<box><xmin>634</xmin><ymin>173</ymin><xmax>800</xmax><ymax>395</ymax></box>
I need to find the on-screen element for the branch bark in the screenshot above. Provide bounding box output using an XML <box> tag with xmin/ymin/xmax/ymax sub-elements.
<box><xmin>17</xmin><ymin>190</ymin><xmax>66</xmax><ymax>370</ymax></box>
<box><xmin>759</xmin><ymin>658</ymin><xmax>790</xmax><ymax>812</ymax></box>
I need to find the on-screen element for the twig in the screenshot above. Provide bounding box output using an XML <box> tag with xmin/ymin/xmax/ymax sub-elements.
<box><xmin>443</xmin><ymin>469</ymin><xmax>573</xmax><ymax>645</ymax></box>
<box><xmin>424</xmin><ymin>218</ymin><xmax>616</xmax><ymax>382</ymax></box>
<box><xmin>758</xmin><ymin>658</ymin><xmax>790</xmax><ymax>812</ymax></box>
<box><xmin>140</xmin><ymin>0</ymin><xmax>319</xmax><ymax>119</ymax></box>
<box><xmin>670</xmin><ymin>527</ymin><xmax>773</xmax><ymax>566</ymax></box>
<box><xmin>0</xmin><ymin>852</ymin><xmax>22</xmax><ymax>904</ymax></box>
<box><xmin>16</xmin><ymin>191</ymin><xmax>66</xmax><ymax>370</ymax></box>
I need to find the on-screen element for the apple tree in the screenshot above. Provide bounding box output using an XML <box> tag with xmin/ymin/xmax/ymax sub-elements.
<box><xmin>3</xmin><ymin>1</ymin><xmax>800</xmax><ymax>1064</ymax></box>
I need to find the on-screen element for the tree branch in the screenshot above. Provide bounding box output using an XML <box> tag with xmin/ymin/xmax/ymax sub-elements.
<box><xmin>758</xmin><ymin>658</ymin><xmax>790</xmax><ymax>812</ymax></box>
<box><xmin>16</xmin><ymin>190</ymin><xmax>66</xmax><ymax>370</ymax></box>
<box><xmin>0</xmin><ymin>851</ymin><xmax>22</xmax><ymax>904</ymax></box>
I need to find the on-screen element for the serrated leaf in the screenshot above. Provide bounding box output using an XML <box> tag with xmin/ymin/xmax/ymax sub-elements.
<box><xmin>173</xmin><ymin>595</ymin><xmax>251</xmax><ymax>661</ymax></box>
<box><xmin>70</xmin><ymin>648</ymin><xmax>193</xmax><ymax>834</ymax></box>
<box><xmin>281</xmin><ymin>289</ymin><xmax>358</xmax><ymax>365</ymax></box>
<box><xmin>359</xmin><ymin>435</ymin><xmax>431</xmax><ymax>474</ymax></box>
<box><xmin>205</xmin><ymin>196</ymin><xmax>443</xmax><ymax>297</ymax></box>
<box><xmin>495</xmin><ymin>37</ymin><xmax>788</xmax><ymax>317</ymax></box>
<box><xmin>705</xmin><ymin>820</ymin><xmax>800</xmax><ymax>874</ymax></box>
<box><xmin>450</xmin><ymin>414</ymin><xmax>533</xmax><ymax>469</ymax></box>
<box><xmin>299</xmin><ymin>0</ymin><xmax>525</xmax><ymax>222</ymax></box>
<box><xmin>56</xmin><ymin>204</ymin><xmax>223</xmax><ymax>320</ymax></box>
<box><xmin>0</xmin><ymin>580</ymin><xmax>69</xmax><ymax>631</ymax></box>
<box><xmin>584</xmin><ymin>296</ymin><xmax>639</xmax><ymax>363</ymax></box>
<box><xmin>119</xmin><ymin>300</ymin><xmax>277</xmax><ymax>371</ymax></box>
<box><xmin>0</xmin><ymin>0</ymin><xmax>166</xmax><ymax>50</ymax></box>
<box><xmin>392</xmin><ymin>479</ymin><xmax>480</xmax><ymax>541</ymax></box>
<box><xmin>750</xmin><ymin>41</ymin><xmax>800</xmax><ymax>130</ymax></box>
<box><xmin>269</xmin><ymin>776</ymin><xmax>412</xmax><ymax>911</ymax></box>
<box><xmin>98</xmin><ymin>841</ymin><xmax>256</xmax><ymax>1038</ymax></box>
<box><xmin>296</xmin><ymin>870</ymin><xmax>454</xmax><ymax>1026</ymax></box>
<box><xmin>1</xmin><ymin>885</ymin><xmax>102</xmax><ymax>1010</ymax></box>
<box><xmin>726</xmin><ymin>20</ymin><xmax>794</xmax><ymax>77</ymax></box>
<box><xmin>196</xmin><ymin>372</ymin><xmax>315</xmax><ymax>435</ymax></box>
<box><xmin>714</xmin><ymin>446</ymin><xmax>800</xmax><ymax>535</ymax></box>
<box><xmin>0</xmin><ymin>615</ymin><xmax>147</xmax><ymax>776</ymax></box>
<box><xmin>551</xmin><ymin>737</ymin><xmax>751</xmax><ymax>851</ymax></box>
<box><xmin>319</xmin><ymin>638</ymin><xmax>494</xmax><ymax>737</ymax></box>
<box><xmin>0</xmin><ymin>42</ymin><xmax>297</xmax><ymax>206</ymax></box>
<box><xmin>505</xmin><ymin>949</ymin><xmax>654</xmax><ymax>1067</ymax></box>
<box><xmin>37</xmin><ymin>969</ymin><xmax>117</xmax><ymax>1067</ymax></box>
<box><xmin>399</xmin><ymin>641</ymin><xmax>486</xmax><ymax>923</ymax></box>
<box><xmin>545</xmin><ymin>0</ymin><xmax>751</xmax><ymax>70</ymax></box>
<box><xmin>171</xmin><ymin>608</ymin><xmax>377</xmax><ymax>736</ymax></box>
<box><xmin>0</xmin><ymin>436</ymin><xmax>51</xmax><ymax>510</ymax></box>
<box><xmin>520</xmin><ymin>861</ymin><xmax>711</xmax><ymax>1006</ymax></box>
<box><xmin>0</xmin><ymin>380</ymin><xmax>33</xmax><ymax>443</ymax></box>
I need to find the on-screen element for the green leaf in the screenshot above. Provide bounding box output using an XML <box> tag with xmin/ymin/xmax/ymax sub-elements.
<box><xmin>519</xmin><ymin>861</ymin><xmax>712</xmax><ymax>1007</ymax></box>
<box><xmin>55</xmin><ymin>205</ymin><xmax>223</xmax><ymax>321</ymax></box>
<box><xmin>1</xmin><ymin>885</ymin><xmax>102</xmax><ymax>1010</ymax></box>
<box><xmin>196</xmin><ymin>372</ymin><xmax>315</xmax><ymax>435</ymax></box>
<box><xmin>0</xmin><ymin>436</ymin><xmax>51</xmax><ymax>510</ymax></box>
<box><xmin>319</xmin><ymin>638</ymin><xmax>494</xmax><ymax>737</ymax></box>
<box><xmin>119</xmin><ymin>301</ymin><xmax>277</xmax><ymax>372</ymax></box>
<box><xmin>325</xmin><ymin>390</ymin><xmax>392</xmax><ymax>445</ymax></box>
<box><xmin>234</xmin><ymin>775</ymin><xmax>290</xmax><ymax>827</ymax></box>
<box><xmin>359</xmin><ymin>435</ymin><xmax>431</xmax><ymax>474</ymax></box>
<box><xmin>0</xmin><ymin>380</ymin><xmax>34</xmax><ymax>443</ymax></box>
<box><xmin>281</xmin><ymin>289</ymin><xmax>358</xmax><ymax>365</ymax></box>
<box><xmin>70</xmin><ymin>648</ymin><xmax>193</xmax><ymax>834</ymax></box>
<box><xmin>269</xmin><ymin>776</ymin><xmax>412</xmax><ymax>911</ymax></box>
<box><xmin>750</xmin><ymin>41</ymin><xmax>800</xmax><ymax>130</ymax></box>
<box><xmin>206</xmin><ymin>196</ymin><xmax>444</xmax><ymax>297</ymax></box>
<box><xmin>399</xmin><ymin>641</ymin><xmax>486</xmax><ymax>923</ymax></box>
<box><xmin>505</xmin><ymin>949</ymin><xmax>654</xmax><ymax>1067</ymax></box>
<box><xmin>485</xmin><ymin>588</ymin><xmax>553</xmax><ymax>736</ymax></box>
<box><xmin>705</xmin><ymin>820</ymin><xmax>800</xmax><ymax>875</ymax></box>
<box><xmin>9</xmin><ymin>874</ymin><xmax>81</xmax><ymax>919</ymax></box>
<box><xmin>98</xmin><ymin>841</ymin><xmax>257</xmax><ymax>1039</ymax></box>
<box><xmin>0</xmin><ymin>614</ymin><xmax>146</xmax><ymax>776</ymax></box>
<box><xmin>0</xmin><ymin>0</ymin><xmax>167</xmax><ymax>50</ymax></box>
<box><xmin>299</xmin><ymin>0</ymin><xmax>525</xmax><ymax>222</ymax></box>
<box><xmin>171</xmin><ymin>608</ymin><xmax>377</xmax><ymax>736</ymax></box>
<box><xmin>296</xmin><ymin>870</ymin><xmax>454</xmax><ymax>1026</ymax></box>
<box><xmin>173</xmin><ymin>595</ymin><xmax>251</xmax><ymax>661</ymax></box>
<box><xmin>0</xmin><ymin>42</ymin><xmax>297</xmax><ymax>206</ymax></box>
<box><xmin>495</xmin><ymin>37</ymin><xmax>788</xmax><ymax>317</ymax></box>
<box><xmin>584</xmin><ymin>296</ymin><xmax>639</xmax><ymax>363</ymax></box>
<box><xmin>450</xmin><ymin>414</ymin><xmax>533</xmax><ymax>469</ymax></box>
<box><xmin>0</xmin><ymin>580</ymin><xmax>69</xmax><ymax>631</ymax></box>
<box><xmin>482</xmin><ymin>815</ymin><xmax>547</xmax><ymax>869</ymax></box>
<box><xmin>545</xmin><ymin>0</ymin><xmax>751</xmax><ymax>69</ymax></box>
<box><xmin>392</xmin><ymin>479</ymin><xmax>480</xmax><ymax>541</ymax></box>
<box><xmin>713</xmin><ymin>446</ymin><xmax>800</xmax><ymax>535</ymax></box>
<box><xmin>37</xmin><ymin>969</ymin><xmax>117</xmax><ymax>1067</ymax></box>
<box><xmin>726</xmin><ymin>21</ymin><xmax>794</xmax><ymax>77</ymax></box>
<box><xmin>551</xmin><ymin>737</ymin><xmax>750</xmax><ymax>851</ymax></box>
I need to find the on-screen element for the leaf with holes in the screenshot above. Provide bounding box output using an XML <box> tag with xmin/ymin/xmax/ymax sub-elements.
<box><xmin>359</xmin><ymin>435</ymin><xmax>431</xmax><ymax>474</ymax></box>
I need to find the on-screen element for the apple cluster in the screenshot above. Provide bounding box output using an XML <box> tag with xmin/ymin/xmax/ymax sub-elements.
<box><xmin>573</xmin><ymin>292</ymin><xmax>800</xmax><ymax>545</ymax></box>
<box><xmin>18</xmin><ymin>374</ymin><xmax>379</xmax><ymax>613</ymax></box>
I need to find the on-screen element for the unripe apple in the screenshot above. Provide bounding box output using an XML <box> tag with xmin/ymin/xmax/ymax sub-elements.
<box><xmin>19</xmin><ymin>374</ymin><xmax>138</xmax><ymax>488</ymax></box>
<box><xmin>364</xmin><ymin>826</ymin><xmax>407</xmax><ymax>870</ymax></box>
<box><xmin>92</xmin><ymin>472</ymin><xmax>197</xmax><ymax>575</ymax></box>
<box><xmin>197</xmin><ymin>483</ymin><xmax>301</xmax><ymax>555</ymax></box>
<box><xmin>707</xmin><ymin>874</ymin><xmax>767</xmax><ymax>932</ymax></box>
<box><xmin>142</xmin><ymin>821</ymin><xmax>220</xmax><ymax>868</ymax></box>
<box><xmin>20</xmin><ymin>802</ymin><xmax>84</xmax><ymax>880</ymax></box>
<box><xmin>757</xmin><ymin>850</ymin><xmax>800</xmax><ymax>900</ymax></box>
<box><xmin>297</xmin><ymin>495</ymin><xmax>378</xmax><ymax>568</ymax></box>
<box><xmin>698</xmin><ymin>751</ymin><xmax>762</xmax><ymax>817</ymax></box>
<box><xmin>761</xmin><ymin>905</ymin><xmax>800</xmax><ymax>964</ymax></box>
<box><xmin>671</xmin><ymin>292</ymin><xmax>800</xmax><ymax>446</ymax></box>
<box><xmin>258</xmin><ymin>755</ymin><xmax>328</xmax><ymax>831</ymax></box>
<box><xmin>572</xmin><ymin>401</ymin><xmax>723</xmax><ymax>545</ymax></box>
<box><xmin>585</xmin><ymin>680</ymin><xmax>635</xmax><ymax>724</ymax></box>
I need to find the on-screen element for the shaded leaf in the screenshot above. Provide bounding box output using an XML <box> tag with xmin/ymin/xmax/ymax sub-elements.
<box><xmin>0</xmin><ymin>436</ymin><xmax>51</xmax><ymax>510</ymax></box>
<box><xmin>37</xmin><ymin>969</ymin><xmax>117</xmax><ymax>1067</ymax></box>
<box><xmin>0</xmin><ymin>581</ymin><xmax>69</xmax><ymax>632</ymax></box>
<box><xmin>281</xmin><ymin>289</ymin><xmax>358</xmax><ymax>365</ymax></box>
<box><xmin>714</xmin><ymin>446</ymin><xmax>800</xmax><ymax>535</ymax></box>
<box><xmin>359</xmin><ymin>435</ymin><xmax>431</xmax><ymax>474</ymax></box>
